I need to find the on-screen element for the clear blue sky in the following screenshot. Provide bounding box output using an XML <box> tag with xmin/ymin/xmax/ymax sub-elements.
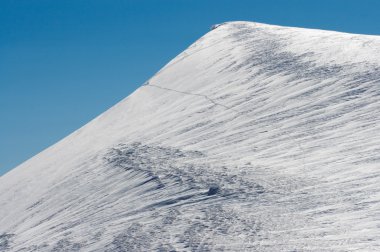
<box><xmin>1</xmin><ymin>0</ymin><xmax>380</xmax><ymax>175</ymax></box>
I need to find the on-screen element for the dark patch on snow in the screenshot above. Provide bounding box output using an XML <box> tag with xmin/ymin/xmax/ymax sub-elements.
<box><xmin>210</xmin><ymin>23</ymin><xmax>224</xmax><ymax>30</ymax></box>
<box><xmin>50</xmin><ymin>238</ymin><xmax>83</xmax><ymax>252</ymax></box>
<box><xmin>207</xmin><ymin>185</ymin><xmax>220</xmax><ymax>196</ymax></box>
<box><xmin>0</xmin><ymin>233</ymin><xmax>14</xmax><ymax>251</ymax></box>
<box><xmin>104</xmin><ymin>142</ymin><xmax>266</xmax><ymax>200</ymax></box>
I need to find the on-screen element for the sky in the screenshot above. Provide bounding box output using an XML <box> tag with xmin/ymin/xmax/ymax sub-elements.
<box><xmin>1</xmin><ymin>0</ymin><xmax>380</xmax><ymax>176</ymax></box>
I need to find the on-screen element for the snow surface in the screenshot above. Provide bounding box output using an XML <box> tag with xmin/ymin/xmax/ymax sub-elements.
<box><xmin>1</xmin><ymin>21</ymin><xmax>380</xmax><ymax>251</ymax></box>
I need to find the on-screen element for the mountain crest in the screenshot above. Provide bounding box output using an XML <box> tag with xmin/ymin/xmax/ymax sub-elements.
<box><xmin>1</xmin><ymin>21</ymin><xmax>380</xmax><ymax>251</ymax></box>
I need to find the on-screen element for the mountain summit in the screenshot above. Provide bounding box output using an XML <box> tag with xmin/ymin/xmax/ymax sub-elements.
<box><xmin>1</xmin><ymin>21</ymin><xmax>380</xmax><ymax>251</ymax></box>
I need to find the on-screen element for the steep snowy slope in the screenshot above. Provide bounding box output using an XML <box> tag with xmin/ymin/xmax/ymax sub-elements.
<box><xmin>1</xmin><ymin>21</ymin><xmax>380</xmax><ymax>251</ymax></box>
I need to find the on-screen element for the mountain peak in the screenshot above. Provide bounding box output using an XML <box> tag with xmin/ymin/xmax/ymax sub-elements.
<box><xmin>1</xmin><ymin>22</ymin><xmax>380</xmax><ymax>251</ymax></box>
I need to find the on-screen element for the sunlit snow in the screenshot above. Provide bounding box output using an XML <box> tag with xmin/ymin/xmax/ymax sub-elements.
<box><xmin>1</xmin><ymin>21</ymin><xmax>380</xmax><ymax>251</ymax></box>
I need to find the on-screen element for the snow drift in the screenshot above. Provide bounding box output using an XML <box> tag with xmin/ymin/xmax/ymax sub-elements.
<box><xmin>1</xmin><ymin>21</ymin><xmax>380</xmax><ymax>251</ymax></box>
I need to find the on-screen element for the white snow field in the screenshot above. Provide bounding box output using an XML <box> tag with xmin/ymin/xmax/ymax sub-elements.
<box><xmin>1</xmin><ymin>21</ymin><xmax>380</xmax><ymax>251</ymax></box>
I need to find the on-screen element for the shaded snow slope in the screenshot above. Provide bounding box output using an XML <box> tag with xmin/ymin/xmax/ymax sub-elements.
<box><xmin>1</xmin><ymin>21</ymin><xmax>380</xmax><ymax>251</ymax></box>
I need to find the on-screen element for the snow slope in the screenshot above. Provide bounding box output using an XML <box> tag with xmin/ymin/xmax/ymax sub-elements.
<box><xmin>1</xmin><ymin>21</ymin><xmax>380</xmax><ymax>251</ymax></box>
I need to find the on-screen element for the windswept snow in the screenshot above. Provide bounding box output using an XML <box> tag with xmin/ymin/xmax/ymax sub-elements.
<box><xmin>1</xmin><ymin>21</ymin><xmax>380</xmax><ymax>251</ymax></box>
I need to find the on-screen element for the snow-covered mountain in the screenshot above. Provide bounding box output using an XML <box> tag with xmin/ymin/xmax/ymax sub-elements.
<box><xmin>1</xmin><ymin>21</ymin><xmax>380</xmax><ymax>251</ymax></box>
